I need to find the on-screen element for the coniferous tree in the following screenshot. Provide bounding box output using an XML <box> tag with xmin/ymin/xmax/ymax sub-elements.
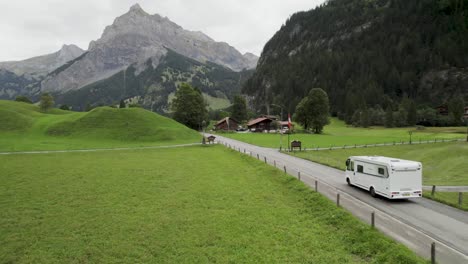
<box><xmin>231</xmin><ymin>95</ymin><xmax>248</xmax><ymax>122</ymax></box>
<box><xmin>119</xmin><ymin>100</ymin><xmax>126</xmax><ymax>109</ymax></box>
<box><xmin>407</xmin><ymin>100</ymin><xmax>417</xmax><ymax>126</ymax></box>
<box><xmin>448</xmin><ymin>96</ymin><xmax>465</xmax><ymax>125</ymax></box>
<box><xmin>385</xmin><ymin>107</ymin><xmax>394</xmax><ymax>128</ymax></box>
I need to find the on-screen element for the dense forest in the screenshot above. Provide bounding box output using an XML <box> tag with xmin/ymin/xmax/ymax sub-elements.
<box><xmin>243</xmin><ymin>0</ymin><xmax>468</xmax><ymax>126</ymax></box>
<box><xmin>56</xmin><ymin>50</ymin><xmax>253</xmax><ymax>113</ymax></box>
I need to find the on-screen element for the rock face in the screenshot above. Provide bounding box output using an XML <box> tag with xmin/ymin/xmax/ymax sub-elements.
<box><xmin>0</xmin><ymin>44</ymin><xmax>85</xmax><ymax>78</ymax></box>
<box><xmin>40</xmin><ymin>4</ymin><xmax>258</xmax><ymax>93</ymax></box>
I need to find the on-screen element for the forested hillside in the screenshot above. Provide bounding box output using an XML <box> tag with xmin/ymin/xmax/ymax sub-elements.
<box><xmin>244</xmin><ymin>0</ymin><xmax>468</xmax><ymax>126</ymax></box>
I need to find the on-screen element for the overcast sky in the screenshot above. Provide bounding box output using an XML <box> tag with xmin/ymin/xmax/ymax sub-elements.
<box><xmin>0</xmin><ymin>0</ymin><xmax>325</xmax><ymax>61</ymax></box>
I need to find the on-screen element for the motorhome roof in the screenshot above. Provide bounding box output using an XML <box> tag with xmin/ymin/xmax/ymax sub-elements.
<box><xmin>351</xmin><ymin>156</ymin><xmax>421</xmax><ymax>170</ymax></box>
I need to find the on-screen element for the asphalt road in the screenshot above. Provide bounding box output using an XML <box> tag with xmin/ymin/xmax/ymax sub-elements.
<box><xmin>213</xmin><ymin>134</ymin><xmax>468</xmax><ymax>263</ymax></box>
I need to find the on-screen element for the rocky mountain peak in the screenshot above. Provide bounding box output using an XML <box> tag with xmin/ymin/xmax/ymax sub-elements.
<box><xmin>40</xmin><ymin>3</ymin><xmax>258</xmax><ymax>93</ymax></box>
<box><xmin>129</xmin><ymin>3</ymin><xmax>144</xmax><ymax>13</ymax></box>
<box><xmin>58</xmin><ymin>44</ymin><xmax>85</xmax><ymax>60</ymax></box>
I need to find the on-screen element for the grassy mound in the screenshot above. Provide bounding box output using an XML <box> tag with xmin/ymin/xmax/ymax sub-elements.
<box><xmin>46</xmin><ymin>107</ymin><xmax>199</xmax><ymax>142</ymax></box>
<box><xmin>0</xmin><ymin>100</ymin><xmax>201</xmax><ymax>151</ymax></box>
<box><xmin>0</xmin><ymin>100</ymin><xmax>43</xmax><ymax>131</ymax></box>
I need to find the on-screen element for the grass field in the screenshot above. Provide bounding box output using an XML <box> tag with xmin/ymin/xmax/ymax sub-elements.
<box><xmin>0</xmin><ymin>146</ymin><xmax>424</xmax><ymax>263</ymax></box>
<box><xmin>220</xmin><ymin>118</ymin><xmax>465</xmax><ymax>149</ymax></box>
<box><xmin>289</xmin><ymin>141</ymin><xmax>468</xmax><ymax>186</ymax></box>
<box><xmin>289</xmin><ymin>141</ymin><xmax>468</xmax><ymax>211</ymax></box>
<box><xmin>423</xmin><ymin>191</ymin><xmax>468</xmax><ymax>211</ymax></box>
<box><xmin>0</xmin><ymin>100</ymin><xmax>201</xmax><ymax>151</ymax></box>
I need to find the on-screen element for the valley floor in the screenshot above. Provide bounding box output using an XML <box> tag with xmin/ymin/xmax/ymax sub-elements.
<box><xmin>0</xmin><ymin>145</ymin><xmax>423</xmax><ymax>263</ymax></box>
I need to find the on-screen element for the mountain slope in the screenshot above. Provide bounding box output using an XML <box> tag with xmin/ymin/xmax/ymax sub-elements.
<box><xmin>40</xmin><ymin>4</ymin><xmax>258</xmax><ymax>94</ymax></box>
<box><xmin>0</xmin><ymin>44</ymin><xmax>84</xmax><ymax>77</ymax></box>
<box><xmin>244</xmin><ymin>0</ymin><xmax>468</xmax><ymax>119</ymax></box>
<box><xmin>55</xmin><ymin>49</ymin><xmax>253</xmax><ymax>113</ymax></box>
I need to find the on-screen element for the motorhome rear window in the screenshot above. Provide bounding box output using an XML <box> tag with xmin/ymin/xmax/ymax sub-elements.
<box><xmin>357</xmin><ymin>165</ymin><xmax>363</xmax><ymax>173</ymax></box>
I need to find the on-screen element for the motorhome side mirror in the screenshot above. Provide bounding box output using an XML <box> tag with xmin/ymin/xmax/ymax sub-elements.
<box><xmin>345</xmin><ymin>159</ymin><xmax>350</xmax><ymax>167</ymax></box>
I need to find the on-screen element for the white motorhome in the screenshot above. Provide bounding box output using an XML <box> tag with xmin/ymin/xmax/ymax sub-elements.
<box><xmin>345</xmin><ymin>156</ymin><xmax>422</xmax><ymax>199</ymax></box>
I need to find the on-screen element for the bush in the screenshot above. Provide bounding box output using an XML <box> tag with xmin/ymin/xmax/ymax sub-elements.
<box><xmin>15</xmin><ymin>95</ymin><xmax>32</xmax><ymax>104</ymax></box>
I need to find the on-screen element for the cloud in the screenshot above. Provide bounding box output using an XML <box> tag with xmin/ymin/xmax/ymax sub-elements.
<box><xmin>0</xmin><ymin>0</ymin><xmax>324</xmax><ymax>61</ymax></box>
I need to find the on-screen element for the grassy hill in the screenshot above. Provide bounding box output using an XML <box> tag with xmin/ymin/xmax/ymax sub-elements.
<box><xmin>0</xmin><ymin>100</ymin><xmax>200</xmax><ymax>151</ymax></box>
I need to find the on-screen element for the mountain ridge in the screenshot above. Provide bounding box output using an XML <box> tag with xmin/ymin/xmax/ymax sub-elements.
<box><xmin>40</xmin><ymin>4</ymin><xmax>257</xmax><ymax>94</ymax></box>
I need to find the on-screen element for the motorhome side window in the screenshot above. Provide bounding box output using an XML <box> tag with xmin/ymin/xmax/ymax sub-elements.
<box><xmin>378</xmin><ymin>168</ymin><xmax>385</xmax><ymax>176</ymax></box>
<box><xmin>357</xmin><ymin>165</ymin><xmax>363</xmax><ymax>173</ymax></box>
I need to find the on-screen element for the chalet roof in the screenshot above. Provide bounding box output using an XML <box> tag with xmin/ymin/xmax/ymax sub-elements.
<box><xmin>247</xmin><ymin>117</ymin><xmax>272</xmax><ymax>126</ymax></box>
<box><xmin>215</xmin><ymin>117</ymin><xmax>239</xmax><ymax>126</ymax></box>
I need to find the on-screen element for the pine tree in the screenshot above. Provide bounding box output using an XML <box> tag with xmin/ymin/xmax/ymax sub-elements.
<box><xmin>231</xmin><ymin>95</ymin><xmax>248</xmax><ymax>122</ymax></box>
<box><xmin>119</xmin><ymin>100</ymin><xmax>126</xmax><ymax>109</ymax></box>
<box><xmin>385</xmin><ymin>106</ymin><xmax>394</xmax><ymax>128</ymax></box>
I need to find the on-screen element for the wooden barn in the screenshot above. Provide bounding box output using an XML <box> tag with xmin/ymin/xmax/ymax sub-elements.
<box><xmin>247</xmin><ymin>117</ymin><xmax>273</xmax><ymax>132</ymax></box>
<box><xmin>215</xmin><ymin>117</ymin><xmax>239</xmax><ymax>131</ymax></box>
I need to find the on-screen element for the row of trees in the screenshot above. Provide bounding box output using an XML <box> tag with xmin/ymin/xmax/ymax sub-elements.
<box><xmin>15</xmin><ymin>94</ymin><xmax>55</xmax><ymax>112</ymax></box>
<box><xmin>346</xmin><ymin>96</ymin><xmax>466</xmax><ymax>128</ymax></box>
<box><xmin>171</xmin><ymin>83</ymin><xmax>330</xmax><ymax>133</ymax></box>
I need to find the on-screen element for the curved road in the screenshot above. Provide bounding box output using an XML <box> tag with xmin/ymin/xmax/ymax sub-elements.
<box><xmin>214</xmin><ymin>135</ymin><xmax>468</xmax><ymax>264</ymax></box>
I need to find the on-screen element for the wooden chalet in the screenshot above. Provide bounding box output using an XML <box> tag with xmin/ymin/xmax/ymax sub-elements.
<box><xmin>435</xmin><ymin>105</ymin><xmax>449</xmax><ymax>115</ymax></box>
<box><xmin>279</xmin><ymin>121</ymin><xmax>294</xmax><ymax>130</ymax></box>
<box><xmin>215</xmin><ymin>117</ymin><xmax>239</xmax><ymax>131</ymax></box>
<box><xmin>247</xmin><ymin>117</ymin><xmax>273</xmax><ymax>132</ymax></box>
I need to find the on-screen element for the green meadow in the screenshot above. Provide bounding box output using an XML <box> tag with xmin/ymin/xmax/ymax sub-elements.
<box><xmin>289</xmin><ymin>141</ymin><xmax>468</xmax><ymax>186</ymax></box>
<box><xmin>289</xmin><ymin>142</ymin><xmax>468</xmax><ymax>211</ymax></box>
<box><xmin>0</xmin><ymin>100</ymin><xmax>201</xmax><ymax>152</ymax></box>
<box><xmin>0</xmin><ymin>146</ymin><xmax>425</xmax><ymax>263</ymax></box>
<box><xmin>220</xmin><ymin>118</ymin><xmax>465</xmax><ymax>149</ymax></box>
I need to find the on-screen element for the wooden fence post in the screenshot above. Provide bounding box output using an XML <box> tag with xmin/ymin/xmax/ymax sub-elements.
<box><xmin>283</xmin><ymin>166</ymin><xmax>286</xmax><ymax>173</ymax></box>
<box><xmin>431</xmin><ymin>242</ymin><xmax>436</xmax><ymax>264</ymax></box>
<box><xmin>459</xmin><ymin>192</ymin><xmax>463</xmax><ymax>208</ymax></box>
<box><xmin>257</xmin><ymin>154</ymin><xmax>259</xmax><ymax>160</ymax></box>
<box><xmin>431</xmin><ymin>185</ymin><xmax>436</xmax><ymax>197</ymax></box>
<box><xmin>371</xmin><ymin>211</ymin><xmax>375</xmax><ymax>228</ymax></box>
<box><xmin>298</xmin><ymin>171</ymin><xmax>301</xmax><ymax>181</ymax></box>
<box><xmin>337</xmin><ymin>193</ymin><xmax>340</xmax><ymax>207</ymax></box>
<box><xmin>264</xmin><ymin>157</ymin><xmax>267</xmax><ymax>163</ymax></box>
<box><xmin>315</xmin><ymin>180</ymin><xmax>318</xmax><ymax>192</ymax></box>
<box><xmin>274</xmin><ymin>160</ymin><xmax>276</xmax><ymax>167</ymax></box>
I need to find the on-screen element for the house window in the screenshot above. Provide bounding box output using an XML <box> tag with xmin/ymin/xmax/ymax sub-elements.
<box><xmin>357</xmin><ymin>165</ymin><xmax>363</xmax><ymax>173</ymax></box>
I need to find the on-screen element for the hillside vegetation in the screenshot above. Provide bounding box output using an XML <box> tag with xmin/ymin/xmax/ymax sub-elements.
<box><xmin>245</xmin><ymin>0</ymin><xmax>468</xmax><ymax>122</ymax></box>
<box><xmin>0</xmin><ymin>100</ymin><xmax>200</xmax><ymax>151</ymax></box>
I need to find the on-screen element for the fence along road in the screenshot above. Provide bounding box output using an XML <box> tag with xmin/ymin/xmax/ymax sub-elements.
<box><xmin>213</xmin><ymin>134</ymin><xmax>468</xmax><ymax>264</ymax></box>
